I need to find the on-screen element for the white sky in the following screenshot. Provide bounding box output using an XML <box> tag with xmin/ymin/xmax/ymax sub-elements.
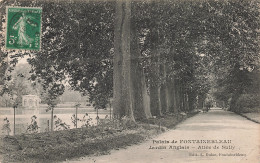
<box><xmin>17</xmin><ymin>56</ymin><xmax>29</xmax><ymax>65</ymax></box>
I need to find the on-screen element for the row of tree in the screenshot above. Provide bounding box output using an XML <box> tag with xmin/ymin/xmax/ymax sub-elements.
<box><xmin>114</xmin><ymin>0</ymin><xmax>259</xmax><ymax>120</ymax></box>
<box><xmin>0</xmin><ymin>0</ymin><xmax>259</xmax><ymax>121</ymax></box>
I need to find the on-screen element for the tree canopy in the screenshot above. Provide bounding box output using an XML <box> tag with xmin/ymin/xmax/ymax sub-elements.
<box><xmin>0</xmin><ymin>0</ymin><xmax>259</xmax><ymax>120</ymax></box>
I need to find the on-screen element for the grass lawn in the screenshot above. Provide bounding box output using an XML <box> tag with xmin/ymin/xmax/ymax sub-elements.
<box><xmin>241</xmin><ymin>112</ymin><xmax>260</xmax><ymax>123</ymax></box>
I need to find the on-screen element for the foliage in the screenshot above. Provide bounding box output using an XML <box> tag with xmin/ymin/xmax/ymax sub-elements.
<box><xmin>0</xmin><ymin>64</ymin><xmax>37</xmax><ymax>107</ymax></box>
<box><xmin>2</xmin><ymin>117</ymin><xmax>11</xmax><ymax>135</ymax></box>
<box><xmin>54</xmin><ymin>115</ymin><xmax>70</xmax><ymax>131</ymax></box>
<box><xmin>60</xmin><ymin>86</ymin><xmax>89</xmax><ymax>104</ymax></box>
<box><xmin>235</xmin><ymin>94</ymin><xmax>260</xmax><ymax>113</ymax></box>
<box><xmin>120</xmin><ymin>116</ymin><xmax>138</xmax><ymax>130</ymax></box>
<box><xmin>207</xmin><ymin>0</ymin><xmax>260</xmax><ymax>111</ymax></box>
<box><xmin>80</xmin><ymin>113</ymin><xmax>94</xmax><ymax>128</ymax></box>
<box><xmin>26</xmin><ymin>115</ymin><xmax>39</xmax><ymax>134</ymax></box>
<box><xmin>0</xmin><ymin>0</ymin><xmax>259</xmax><ymax>119</ymax></box>
<box><xmin>71</xmin><ymin>114</ymin><xmax>79</xmax><ymax>128</ymax></box>
<box><xmin>0</xmin><ymin>108</ymin><xmax>195</xmax><ymax>162</ymax></box>
<box><xmin>0</xmin><ymin>94</ymin><xmax>12</xmax><ymax>107</ymax></box>
<box><xmin>44</xmin><ymin>84</ymin><xmax>64</xmax><ymax>107</ymax></box>
<box><xmin>25</xmin><ymin>1</ymin><xmax>115</xmax><ymax>109</ymax></box>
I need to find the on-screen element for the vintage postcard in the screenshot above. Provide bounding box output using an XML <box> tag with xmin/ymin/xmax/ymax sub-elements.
<box><xmin>0</xmin><ymin>0</ymin><xmax>259</xmax><ymax>163</ymax></box>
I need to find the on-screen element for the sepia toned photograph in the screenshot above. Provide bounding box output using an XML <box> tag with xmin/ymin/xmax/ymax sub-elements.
<box><xmin>0</xmin><ymin>0</ymin><xmax>259</xmax><ymax>162</ymax></box>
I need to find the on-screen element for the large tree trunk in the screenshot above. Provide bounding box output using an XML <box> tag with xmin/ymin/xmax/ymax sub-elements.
<box><xmin>184</xmin><ymin>91</ymin><xmax>189</xmax><ymax>111</ymax></box>
<box><xmin>141</xmin><ymin>72</ymin><xmax>152</xmax><ymax>118</ymax></box>
<box><xmin>160</xmin><ymin>59</ymin><xmax>168</xmax><ymax>114</ymax></box>
<box><xmin>131</xmin><ymin>63</ymin><xmax>151</xmax><ymax>120</ymax></box>
<box><xmin>176</xmin><ymin>79</ymin><xmax>183</xmax><ymax>112</ymax></box>
<box><xmin>188</xmin><ymin>90</ymin><xmax>196</xmax><ymax>111</ymax></box>
<box><xmin>149</xmin><ymin>28</ymin><xmax>162</xmax><ymax>117</ymax></box>
<box><xmin>165</xmin><ymin>52</ymin><xmax>178</xmax><ymax>113</ymax></box>
<box><xmin>166</xmin><ymin>77</ymin><xmax>175</xmax><ymax>113</ymax></box>
<box><xmin>173</xmin><ymin>78</ymin><xmax>178</xmax><ymax>113</ymax></box>
<box><xmin>198</xmin><ymin>94</ymin><xmax>205</xmax><ymax>110</ymax></box>
<box><xmin>149</xmin><ymin>54</ymin><xmax>162</xmax><ymax>117</ymax></box>
<box><xmin>130</xmin><ymin>13</ymin><xmax>150</xmax><ymax>120</ymax></box>
<box><xmin>150</xmin><ymin>84</ymin><xmax>160</xmax><ymax>116</ymax></box>
<box><xmin>113</xmin><ymin>1</ymin><xmax>134</xmax><ymax>121</ymax></box>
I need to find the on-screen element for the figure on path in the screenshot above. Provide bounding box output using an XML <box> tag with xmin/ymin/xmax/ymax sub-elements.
<box><xmin>205</xmin><ymin>101</ymin><xmax>212</xmax><ymax>112</ymax></box>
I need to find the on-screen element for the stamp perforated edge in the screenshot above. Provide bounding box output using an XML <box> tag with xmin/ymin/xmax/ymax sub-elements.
<box><xmin>5</xmin><ymin>6</ymin><xmax>43</xmax><ymax>51</ymax></box>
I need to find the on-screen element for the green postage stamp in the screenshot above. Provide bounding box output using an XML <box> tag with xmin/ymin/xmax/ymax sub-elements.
<box><xmin>6</xmin><ymin>7</ymin><xmax>42</xmax><ymax>50</ymax></box>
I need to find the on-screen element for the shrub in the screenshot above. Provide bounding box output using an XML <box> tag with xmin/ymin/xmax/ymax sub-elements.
<box><xmin>71</xmin><ymin>114</ymin><xmax>79</xmax><ymax>128</ymax></box>
<box><xmin>236</xmin><ymin>94</ymin><xmax>260</xmax><ymax>113</ymax></box>
<box><xmin>81</xmin><ymin>113</ymin><xmax>94</xmax><ymax>127</ymax></box>
<box><xmin>2</xmin><ymin>117</ymin><xmax>11</xmax><ymax>135</ymax></box>
<box><xmin>54</xmin><ymin>115</ymin><xmax>70</xmax><ymax>131</ymax></box>
<box><xmin>239</xmin><ymin>107</ymin><xmax>260</xmax><ymax>113</ymax></box>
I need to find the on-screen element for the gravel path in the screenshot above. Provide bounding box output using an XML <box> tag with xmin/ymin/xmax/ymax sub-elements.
<box><xmin>65</xmin><ymin>108</ymin><xmax>260</xmax><ymax>163</ymax></box>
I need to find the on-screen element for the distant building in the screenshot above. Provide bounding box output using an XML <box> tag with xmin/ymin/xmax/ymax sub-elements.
<box><xmin>22</xmin><ymin>95</ymin><xmax>41</xmax><ymax>108</ymax></box>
